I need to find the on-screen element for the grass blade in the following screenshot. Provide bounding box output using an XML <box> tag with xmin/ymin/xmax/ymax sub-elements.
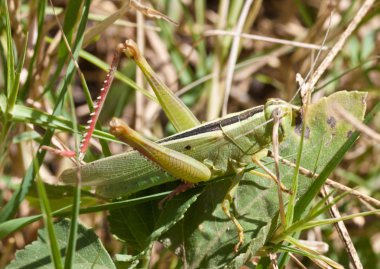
<box><xmin>19</xmin><ymin>0</ymin><xmax>46</xmax><ymax>99</ymax></box>
<box><xmin>36</xmin><ymin>171</ymin><xmax>63</xmax><ymax>269</ymax></box>
<box><xmin>3</xmin><ymin>0</ymin><xmax>14</xmax><ymax>95</ymax></box>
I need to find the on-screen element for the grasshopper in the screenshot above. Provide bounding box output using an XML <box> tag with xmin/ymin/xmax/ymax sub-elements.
<box><xmin>58</xmin><ymin>40</ymin><xmax>298</xmax><ymax>251</ymax></box>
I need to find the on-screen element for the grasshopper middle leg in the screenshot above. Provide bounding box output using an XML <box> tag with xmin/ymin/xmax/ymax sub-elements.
<box><xmin>221</xmin><ymin>170</ymin><xmax>245</xmax><ymax>252</ymax></box>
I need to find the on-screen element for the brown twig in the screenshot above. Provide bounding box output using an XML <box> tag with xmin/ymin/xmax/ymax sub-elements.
<box><xmin>305</xmin><ymin>0</ymin><xmax>375</xmax><ymax>94</ymax></box>
<box><xmin>321</xmin><ymin>186</ymin><xmax>363</xmax><ymax>269</ymax></box>
<box><xmin>268</xmin><ymin>152</ymin><xmax>380</xmax><ymax>208</ymax></box>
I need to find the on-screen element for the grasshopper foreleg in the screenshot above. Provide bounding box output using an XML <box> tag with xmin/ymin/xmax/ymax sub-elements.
<box><xmin>251</xmin><ymin>153</ymin><xmax>291</xmax><ymax>195</ymax></box>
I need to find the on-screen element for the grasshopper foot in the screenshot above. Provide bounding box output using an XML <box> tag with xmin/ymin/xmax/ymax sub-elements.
<box><xmin>158</xmin><ymin>182</ymin><xmax>194</xmax><ymax>209</ymax></box>
<box><xmin>234</xmin><ymin>231</ymin><xmax>244</xmax><ymax>253</ymax></box>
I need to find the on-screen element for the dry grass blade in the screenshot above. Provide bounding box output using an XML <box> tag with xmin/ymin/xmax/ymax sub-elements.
<box><xmin>321</xmin><ymin>186</ymin><xmax>363</xmax><ymax>269</ymax></box>
<box><xmin>83</xmin><ymin>3</ymin><xmax>130</xmax><ymax>48</ymax></box>
<box><xmin>305</xmin><ymin>0</ymin><xmax>375</xmax><ymax>94</ymax></box>
<box><xmin>204</xmin><ymin>30</ymin><xmax>329</xmax><ymax>51</ymax></box>
<box><xmin>222</xmin><ymin>0</ymin><xmax>254</xmax><ymax>116</ymax></box>
<box><xmin>270</xmin><ymin>152</ymin><xmax>380</xmax><ymax>208</ymax></box>
<box><xmin>289</xmin><ymin>252</ymin><xmax>308</xmax><ymax>269</ymax></box>
<box><xmin>130</xmin><ymin>0</ymin><xmax>178</xmax><ymax>26</ymax></box>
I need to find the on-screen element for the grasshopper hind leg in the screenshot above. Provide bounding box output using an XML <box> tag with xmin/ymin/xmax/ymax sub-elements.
<box><xmin>158</xmin><ymin>182</ymin><xmax>194</xmax><ymax>209</ymax></box>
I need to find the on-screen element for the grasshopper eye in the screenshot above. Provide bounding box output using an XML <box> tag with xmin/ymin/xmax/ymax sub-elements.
<box><xmin>263</xmin><ymin>99</ymin><xmax>289</xmax><ymax>121</ymax></box>
<box><xmin>264</xmin><ymin>99</ymin><xmax>296</xmax><ymax>141</ymax></box>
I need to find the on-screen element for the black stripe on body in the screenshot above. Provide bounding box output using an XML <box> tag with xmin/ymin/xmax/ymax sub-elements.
<box><xmin>159</xmin><ymin>105</ymin><xmax>264</xmax><ymax>143</ymax></box>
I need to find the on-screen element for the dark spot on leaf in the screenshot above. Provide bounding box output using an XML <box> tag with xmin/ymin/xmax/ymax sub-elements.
<box><xmin>295</xmin><ymin>112</ymin><xmax>302</xmax><ymax>126</ymax></box>
<box><xmin>294</xmin><ymin>114</ymin><xmax>302</xmax><ymax>134</ymax></box>
<box><xmin>327</xmin><ymin>116</ymin><xmax>336</xmax><ymax>128</ymax></box>
<box><xmin>305</xmin><ymin>127</ymin><xmax>310</xmax><ymax>138</ymax></box>
<box><xmin>294</xmin><ymin>113</ymin><xmax>310</xmax><ymax>138</ymax></box>
<box><xmin>347</xmin><ymin>130</ymin><xmax>353</xmax><ymax>138</ymax></box>
<box><xmin>185</xmin><ymin>145</ymin><xmax>191</xmax><ymax>150</ymax></box>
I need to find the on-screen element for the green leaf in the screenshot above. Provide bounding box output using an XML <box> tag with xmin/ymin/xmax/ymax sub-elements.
<box><xmin>108</xmin><ymin>188</ymin><xmax>200</xmax><ymax>255</ymax></box>
<box><xmin>91</xmin><ymin>91</ymin><xmax>368</xmax><ymax>267</ymax></box>
<box><xmin>3</xmin><ymin>0</ymin><xmax>15</xmax><ymax>95</ymax></box>
<box><xmin>61</xmin><ymin>2</ymin><xmax>93</xmax><ymax>268</ymax></box>
<box><xmin>293</xmin><ymin>91</ymin><xmax>367</xmax><ymax>220</ymax></box>
<box><xmin>163</xmin><ymin>172</ymin><xmax>278</xmax><ymax>268</ymax></box>
<box><xmin>6</xmin><ymin>219</ymin><xmax>115</xmax><ymax>269</ymax></box>
<box><xmin>108</xmin><ymin>192</ymin><xmax>159</xmax><ymax>252</ymax></box>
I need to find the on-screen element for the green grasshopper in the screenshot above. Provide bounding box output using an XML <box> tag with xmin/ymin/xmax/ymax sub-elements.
<box><xmin>58</xmin><ymin>40</ymin><xmax>298</xmax><ymax>251</ymax></box>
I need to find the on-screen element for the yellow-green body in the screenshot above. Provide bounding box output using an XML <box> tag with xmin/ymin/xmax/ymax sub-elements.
<box><xmin>61</xmin><ymin>99</ymin><xmax>294</xmax><ymax>198</ymax></box>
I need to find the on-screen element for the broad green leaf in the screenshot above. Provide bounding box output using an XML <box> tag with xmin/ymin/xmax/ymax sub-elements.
<box><xmin>108</xmin><ymin>191</ymin><xmax>159</xmax><ymax>252</ymax></box>
<box><xmin>174</xmin><ymin>91</ymin><xmax>366</xmax><ymax>268</ymax></box>
<box><xmin>6</xmin><ymin>219</ymin><xmax>115</xmax><ymax>269</ymax></box>
<box><xmin>105</xmin><ymin>91</ymin><xmax>366</xmax><ymax>267</ymax></box>
<box><xmin>108</xmin><ymin>188</ymin><xmax>200</xmax><ymax>253</ymax></box>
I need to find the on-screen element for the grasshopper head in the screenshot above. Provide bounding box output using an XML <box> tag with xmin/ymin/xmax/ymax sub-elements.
<box><xmin>264</xmin><ymin>99</ymin><xmax>298</xmax><ymax>141</ymax></box>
